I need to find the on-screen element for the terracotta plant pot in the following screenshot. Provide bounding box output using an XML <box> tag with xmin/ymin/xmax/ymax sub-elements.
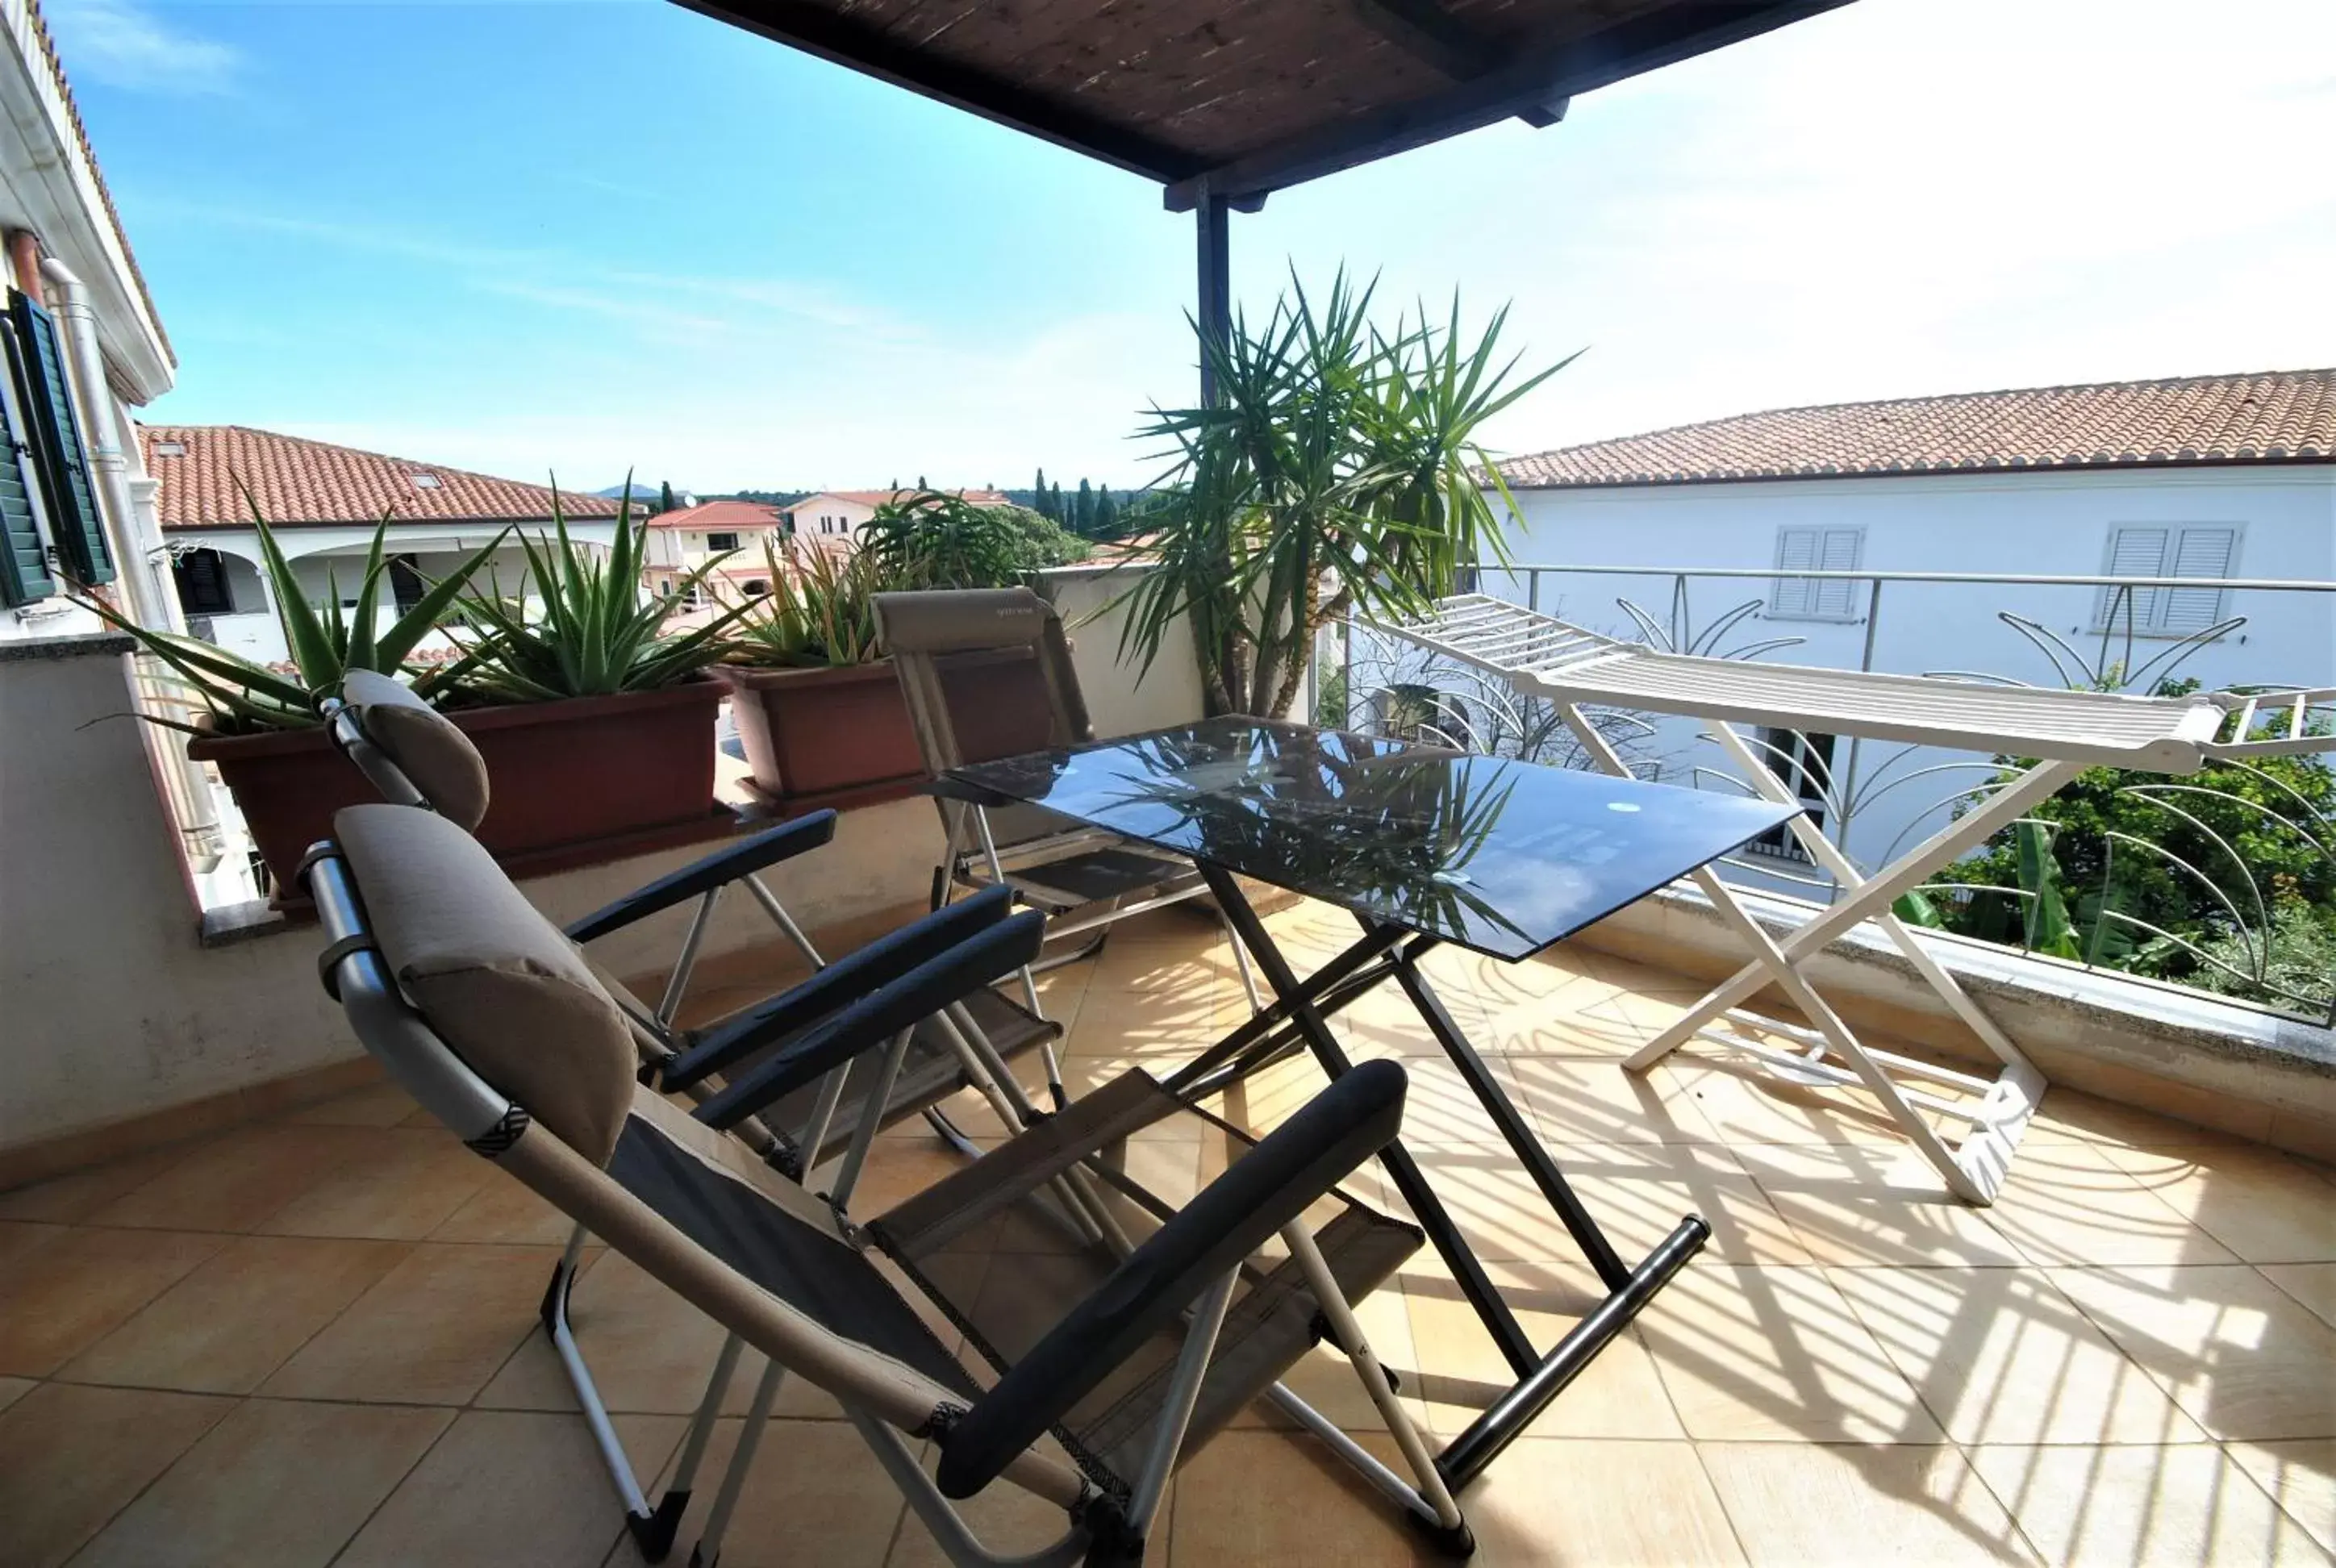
<box><xmin>715</xmin><ymin>661</ymin><xmax>925</xmax><ymax>809</ymax></box>
<box><xmin>190</xmin><ymin>679</ymin><xmax>726</xmax><ymax>903</ymax></box>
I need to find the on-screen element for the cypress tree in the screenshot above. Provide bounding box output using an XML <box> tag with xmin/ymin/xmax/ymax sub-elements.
<box><xmin>1033</xmin><ymin>467</ymin><xmax>1049</xmax><ymax>517</ymax></box>
<box><xmin>657</xmin><ymin>480</ymin><xmax>674</xmax><ymax>515</ymax></box>
<box><xmin>1095</xmin><ymin>487</ymin><xmax>1118</xmax><ymax>536</ymax></box>
<box><xmin>1074</xmin><ymin>478</ymin><xmax>1095</xmax><ymax>535</ymax></box>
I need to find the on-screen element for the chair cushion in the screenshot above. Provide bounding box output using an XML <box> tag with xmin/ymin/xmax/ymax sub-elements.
<box><xmin>334</xmin><ymin>803</ymin><xmax>633</xmax><ymax>1164</ymax></box>
<box><xmin>341</xmin><ymin>669</ymin><xmax>490</xmax><ymax>831</ymax></box>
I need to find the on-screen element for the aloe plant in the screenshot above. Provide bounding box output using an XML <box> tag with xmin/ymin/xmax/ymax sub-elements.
<box><xmin>79</xmin><ymin>498</ymin><xmax>505</xmax><ymax>732</ymax></box>
<box><xmin>448</xmin><ymin>482</ymin><xmax>745</xmax><ymax>701</ymax></box>
<box><xmin>724</xmin><ymin>537</ymin><xmax>884</xmax><ymax>668</ymax></box>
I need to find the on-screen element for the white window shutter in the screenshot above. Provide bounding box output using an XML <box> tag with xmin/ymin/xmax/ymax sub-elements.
<box><xmin>1771</xmin><ymin>528</ymin><xmax>1819</xmax><ymax>617</ymax></box>
<box><xmin>2160</xmin><ymin>526</ymin><xmax>2237</xmax><ymax>634</ymax></box>
<box><xmin>2100</xmin><ymin>526</ymin><xmax>2170</xmax><ymax>631</ymax></box>
<box><xmin>1814</xmin><ymin>528</ymin><xmax>1863</xmax><ymax>617</ymax></box>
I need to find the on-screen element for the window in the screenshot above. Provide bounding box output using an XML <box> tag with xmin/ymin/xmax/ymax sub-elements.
<box><xmin>410</xmin><ymin>473</ymin><xmax>442</xmax><ymax>490</ymax></box>
<box><xmin>2096</xmin><ymin>524</ymin><xmax>2239</xmax><ymax>636</ymax></box>
<box><xmin>742</xmin><ymin>578</ymin><xmax>771</xmax><ymax>597</ymax></box>
<box><xmin>152</xmin><ymin>440</ymin><xmax>186</xmax><ymax>457</ymax></box>
<box><xmin>1747</xmin><ymin>727</ymin><xmax>1834</xmax><ymax>861</ymax></box>
<box><xmin>389</xmin><ymin>554</ymin><xmax>427</xmax><ymax>614</ymax></box>
<box><xmin>173</xmin><ymin>548</ymin><xmax>238</xmax><ymax>615</ymax></box>
<box><xmin>1768</xmin><ymin>526</ymin><xmax>1864</xmax><ymax>620</ymax></box>
<box><xmin>706</xmin><ymin>531</ymin><xmax>740</xmax><ymax>551</ymax></box>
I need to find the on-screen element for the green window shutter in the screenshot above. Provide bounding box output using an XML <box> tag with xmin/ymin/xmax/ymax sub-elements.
<box><xmin>7</xmin><ymin>291</ymin><xmax>111</xmax><ymax>585</ymax></box>
<box><xmin>0</xmin><ymin>319</ymin><xmax>54</xmax><ymax>608</ymax></box>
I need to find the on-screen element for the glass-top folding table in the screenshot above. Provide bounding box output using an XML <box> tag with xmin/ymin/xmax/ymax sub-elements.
<box><xmin>952</xmin><ymin>717</ymin><xmax>1797</xmax><ymax>1487</ymax></box>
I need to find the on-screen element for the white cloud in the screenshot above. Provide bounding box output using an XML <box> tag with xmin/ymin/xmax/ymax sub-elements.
<box><xmin>45</xmin><ymin>0</ymin><xmax>242</xmax><ymax>96</ymax></box>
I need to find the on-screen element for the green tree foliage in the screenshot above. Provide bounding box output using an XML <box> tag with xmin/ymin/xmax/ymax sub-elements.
<box><xmin>657</xmin><ymin>480</ymin><xmax>675</xmax><ymax>515</ymax></box>
<box><xmin>858</xmin><ymin>491</ymin><xmax>1088</xmax><ymax>589</ymax></box>
<box><xmin>1912</xmin><ymin>679</ymin><xmax>2336</xmax><ymax>1011</ymax></box>
<box><xmin>1032</xmin><ymin>468</ymin><xmax>1049</xmax><ymax>519</ymax></box>
<box><xmin>1074</xmin><ymin>478</ymin><xmax>1095</xmax><ymax>535</ymax></box>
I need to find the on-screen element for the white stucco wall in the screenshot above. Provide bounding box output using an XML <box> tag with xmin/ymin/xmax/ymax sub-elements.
<box><xmin>168</xmin><ymin>522</ymin><xmax>619</xmax><ymax>667</ymax></box>
<box><xmin>1441</xmin><ymin>464</ymin><xmax>2336</xmax><ymax>885</ymax></box>
<box><xmin>1041</xmin><ymin>562</ymin><xmax>1209</xmax><ymax>736</ymax></box>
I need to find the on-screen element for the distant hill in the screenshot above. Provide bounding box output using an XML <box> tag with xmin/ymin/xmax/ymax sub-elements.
<box><xmin>594</xmin><ymin>480</ymin><xmax>683</xmax><ymax>501</ymax></box>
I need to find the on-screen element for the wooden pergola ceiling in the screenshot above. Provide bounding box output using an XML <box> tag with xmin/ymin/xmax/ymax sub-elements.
<box><xmin>671</xmin><ymin>0</ymin><xmax>1853</xmax><ymax>206</ymax></box>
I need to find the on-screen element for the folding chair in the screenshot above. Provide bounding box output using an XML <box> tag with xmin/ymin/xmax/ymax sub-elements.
<box><xmin>305</xmin><ymin>802</ymin><xmax>1474</xmax><ymax>1566</ymax></box>
<box><xmin>874</xmin><ymin>588</ymin><xmax>1265</xmax><ymax>1076</ymax></box>
<box><xmin>328</xmin><ymin>670</ymin><xmax>1057</xmax><ymax>1167</ymax></box>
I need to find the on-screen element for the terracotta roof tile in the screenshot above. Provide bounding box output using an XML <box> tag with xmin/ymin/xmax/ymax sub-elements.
<box><xmin>648</xmin><ymin>499</ymin><xmax>783</xmax><ymax>531</ymax></box>
<box><xmin>1496</xmin><ymin>369</ymin><xmax>2336</xmax><ymax>489</ymax></box>
<box><xmin>140</xmin><ymin>425</ymin><xmax>622</xmax><ymax>529</ymax></box>
<box><xmin>799</xmin><ymin>488</ymin><xmax>1013</xmax><ymax>509</ymax></box>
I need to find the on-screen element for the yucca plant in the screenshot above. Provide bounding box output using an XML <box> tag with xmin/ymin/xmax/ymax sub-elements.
<box><xmin>447</xmin><ymin>484</ymin><xmax>745</xmax><ymax>702</ymax></box>
<box><xmin>725</xmin><ymin>537</ymin><xmax>884</xmax><ymax>668</ymax></box>
<box><xmin>79</xmin><ymin>496</ymin><xmax>505</xmax><ymax>732</ymax></box>
<box><xmin>1116</xmin><ymin>268</ymin><xmax>1568</xmax><ymax>718</ymax></box>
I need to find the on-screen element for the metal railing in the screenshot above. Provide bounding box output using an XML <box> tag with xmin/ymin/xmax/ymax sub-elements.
<box><xmin>1325</xmin><ymin>561</ymin><xmax>2336</xmax><ymax>1024</ymax></box>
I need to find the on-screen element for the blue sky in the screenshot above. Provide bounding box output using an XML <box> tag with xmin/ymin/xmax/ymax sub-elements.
<box><xmin>49</xmin><ymin>0</ymin><xmax>2336</xmax><ymax>493</ymax></box>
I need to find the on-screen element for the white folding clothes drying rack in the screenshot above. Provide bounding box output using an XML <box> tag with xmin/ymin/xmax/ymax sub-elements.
<box><xmin>1369</xmin><ymin>594</ymin><xmax>2335</xmax><ymax>1204</ymax></box>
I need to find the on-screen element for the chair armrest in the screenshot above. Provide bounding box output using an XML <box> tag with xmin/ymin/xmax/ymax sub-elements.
<box><xmin>932</xmin><ymin>1059</ymin><xmax>1409</xmax><ymax>1500</ymax></box>
<box><xmin>563</xmin><ymin>811</ymin><xmax>836</xmax><ymax>944</ymax></box>
<box><xmin>660</xmin><ymin>885</ymin><xmax>1014</xmax><ymax>1091</ymax></box>
<box><xmin>693</xmin><ymin>908</ymin><xmax>1049</xmax><ymax>1131</ymax></box>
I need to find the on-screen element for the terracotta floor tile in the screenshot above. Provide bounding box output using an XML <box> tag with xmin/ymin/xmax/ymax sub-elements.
<box><xmin>1983</xmin><ymin>1144</ymin><xmax>2238</xmax><ymax>1269</ymax></box>
<box><xmin>260</xmin><ymin>1242</ymin><xmax>557</xmax><ymax>1405</ymax></box>
<box><xmin>886</xmin><ymin>1448</ymin><xmax>1113</xmax><ymax>1567</ymax></box>
<box><xmin>1500</xmin><ymin>1053</ymin><xmax>1721</xmax><ymax>1145</ymax></box>
<box><xmin>1967</xmin><ymin>1442</ymin><xmax>2326</xmax><ymax>1566</ymax></box>
<box><xmin>1167</xmin><ymin>1427</ymin><xmax>1433</xmax><ymax>1566</ymax></box>
<box><xmin>0</xmin><ymin>1226</ymin><xmax>225</xmax><ymax>1376</ymax></box>
<box><xmin>281</xmin><ymin>1082</ymin><xmax>420</xmax><ymax>1127</ymax></box>
<box><xmin>1726</xmin><ymin>1141</ymin><xmax>2026</xmax><ymax>1267</ymax></box>
<box><xmin>475</xmin><ymin>1249</ymin><xmax>766</xmax><ymax>1416</ymax></box>
<box><xmin>72</xmin><ymin>1398</ymin><xmax>453</xmax><ymax>1567</ymax></box>
<box><xmin>1825</xmin><ymin>1265</ymin><xmax>2205</xmax><ymax>1445</ymax></box>
<box><xmin>2225</xmin><ymin>1441</ymin><xmax>2336</xmax><ymax>1556</ymax></box>
<box><xmin>60</xmin><ymin>1234</ymin><xmax>411</xmax><ymax>1395</ymax></box>
<box><xmin>1698</xmin><ymin>1441</ymin><xmax>2034</xmax><ymax>1566</ymax></box>
<box><xmin>429</xmin><ymin>1173</ymin><xmax>590</xmax><ymax>1246</ymax></box>
<box><xmin>1396</xmin><ymin>1257</ymin><xmax>1683</xmax><ymax>1441</ymax></box>
<box><xmin>339</xmin><ymin>1408</ymin><xmax>684</xmax><ymax>1568</ymax></box>
<box><xmin>256</xmin><ymin>1128</ymin><xmax>494</xmax><ymax>1241</ymax></box>
<box><xmin>2050</xmin><ymin>1265</ymin><xmax>2336</xmax><ymax>1442</ymax></box>
<box><xmin>2260</xmin><ymin>1263</ymin><xmax>2336</xmax><ymax>1331</ymax></box>
<box><xmin>0</xmin><ymin>1376</ymin><xmax>31</xmax><ymax>1413</ymax></box>
<box><xmin>0</xmin><ymin>1146</ymin><xmax>195</xmax><ymax>1224</ymax></box>
<box><xmin>2099</xmin><ymin>1145</ymin><xmax>2336</xmax><ymax>1265</ymax></box>
<box><xmin>86</xmin><ymin>1124</ymin><xmax>352</xmax><ymax>1233</ymax></box>
<box><xmin>1637</xmin><ymin>1265</ymin><xmax>1945</xmax><ymax>1444</ymax></box>
<box><xmin>0</xmin><ymin>1382</ymin><xmax>234</xmax><ymax>1568</ymax></box>
<box><xmin>1227</xmin><ymin>1273</ymin><xmax>1427</xmax><ymax>1435</ymax></box>
<box><xmin>1662</xmin><ymin>1053</ymin><xmax>1950</xmax><ymax>1149</ymax></box>
<box><xmin>1404</xmin><ymin>1141</ymin><xmax>1811</xmax><ymax>1268</ymax></box>
<box><xmin>1466</xmin><ymin>1438</ymin><xmax>1747</xmax><ymax>1566</ymax></box>
<box><xmin>600</xmin><ymin>1416</ymin><xmax>910</xmax><ymax>1567</ymax></box>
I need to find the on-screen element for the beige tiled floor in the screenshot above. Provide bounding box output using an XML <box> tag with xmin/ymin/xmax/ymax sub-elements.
<box><xmin>1</xmin><ymin>901</ymin><xmax>2332</xmax><ymax>1566</ymax></box>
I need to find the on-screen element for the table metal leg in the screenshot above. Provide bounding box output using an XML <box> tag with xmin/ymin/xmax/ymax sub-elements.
<box><xmin>1195</xmin><ymin>863</ymin><xmax>1541</xmax><ymax>1377</ymax></box>
<box><xmin>1385</xmin><ymin>934</ymin><xmax>1633</xmax><ymax>1294</ymax></box>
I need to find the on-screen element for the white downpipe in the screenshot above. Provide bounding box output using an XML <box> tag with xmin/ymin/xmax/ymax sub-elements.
<box><xmin>40</xmin><ymin>257</ymin><xmax>225</xmax><ymax>862</ymax></box>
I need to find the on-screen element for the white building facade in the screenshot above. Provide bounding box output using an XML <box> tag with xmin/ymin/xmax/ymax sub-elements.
<box><xmin>1407</xmin><ymin>371</ymin><xmax>2336</xmax><ymax>890</ymax></box>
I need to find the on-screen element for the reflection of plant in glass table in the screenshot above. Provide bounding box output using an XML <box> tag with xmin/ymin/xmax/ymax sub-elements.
<box><xmin>1094</xmin><ymin>724</ymin><xmax>1530</xmax><ymax>948</ymax></box>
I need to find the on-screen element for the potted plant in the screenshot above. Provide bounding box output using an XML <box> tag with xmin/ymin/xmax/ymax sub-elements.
<box><xmin>83</xmin><ymin>507</ymin><xmax>507</xmax><ymax>899</ymax></box>
<box><xmin>435</xmin><ymin>494</ymin><xmax>748</xmax><ymax>857</ymax></box>
<box><xmin>1112</xmin><ymin>269</ymin><xmax>1564</xmax><ymax>717</ymax></box>
<box><xmin>716</xmin><ymin>494</ymin><xmax>1089</xmax><ymax>807</ymax></box>
<box><xmin>90</xmin><ymin>486</ymin><xmax>742</xmax><ymax>902</ymax></box>
<box><xmin>715</xmin><ymin>536</ymin><xmax>925</xmax><ymax>807</ymax></box>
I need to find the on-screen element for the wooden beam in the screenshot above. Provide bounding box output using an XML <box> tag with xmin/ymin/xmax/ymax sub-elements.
<box><xmin>1352</xmin><ymin>0</ymin><xmax>1566</xmax><ymax>127</ymax></box>
<box><xmin>1165</xmin><ymin>0</ymin><xmax>1850</xmax><ymax>210</ymax></box>
<box><xmin>670</xmin><ymin>0</ymin><xmax>1205</xmax><ymax>185</ymax></box>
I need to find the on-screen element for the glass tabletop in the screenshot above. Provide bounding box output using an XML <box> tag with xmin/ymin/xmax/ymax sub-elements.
<box><xmin>949</xmin><ymin>718</ymin><xmax>1802</xmax><ymax>961</ymax></box>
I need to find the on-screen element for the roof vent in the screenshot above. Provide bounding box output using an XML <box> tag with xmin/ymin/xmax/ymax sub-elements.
<box><xmin>153</xmin><ymin>440</ymin><xmax>186</xmax><ymax>457</ymax></box>
<box><xmin>411</xmin><ymin>473</ymin><xmax>443</xmax><ymax>490</ymax></box>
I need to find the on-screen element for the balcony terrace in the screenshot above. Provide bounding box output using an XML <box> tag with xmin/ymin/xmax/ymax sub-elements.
<box><xmin>3</xmin><ymin>897</ymin><xmax>2333</xmax><ymax>1566</ymax></box>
